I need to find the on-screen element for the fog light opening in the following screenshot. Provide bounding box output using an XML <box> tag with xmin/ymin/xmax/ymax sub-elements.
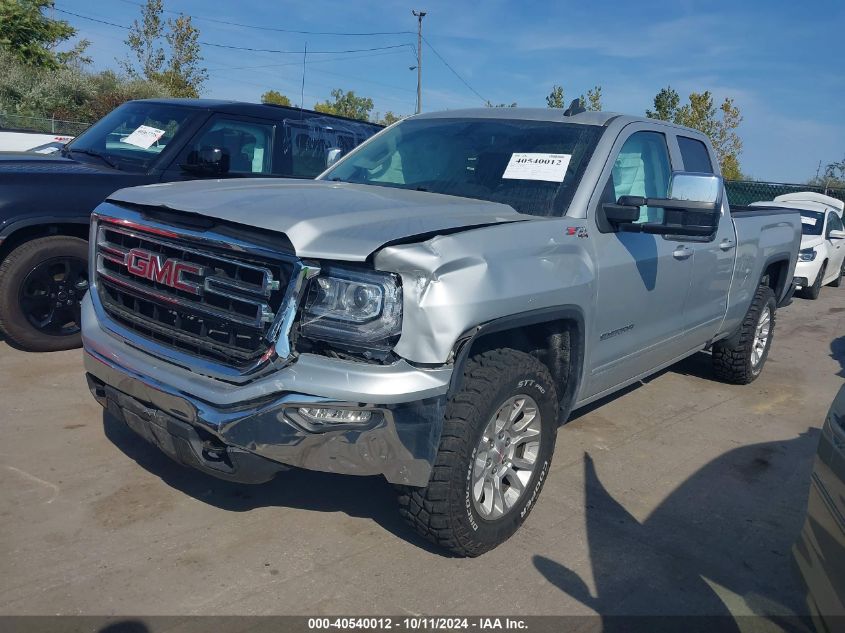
<box><xmin>297</xmin><ymin>407</ymin><xmax>373</xmax><ymax>425</ymax></box>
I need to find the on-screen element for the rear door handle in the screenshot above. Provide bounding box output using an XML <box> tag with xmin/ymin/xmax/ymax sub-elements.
<box><xmin>673</xmin><ymin>245</ymin><xmax>693</xmax><ymax>260</ymax></box>
<box><xmin>719</xmin><ymin>239</ymin><xmax>736</xmax><ymax>251</ymax></box>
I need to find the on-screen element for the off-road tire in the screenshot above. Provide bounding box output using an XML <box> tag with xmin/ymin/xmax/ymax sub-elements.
<box><xmin>0</xmin><ymin>236</ymin><xmax>88</xmax><ymax>352</ymax></box>
<box><xmin>801</xmin><ymin>262</ymin><xmax>826</xmax><ymax>300</ymax></box>
<box><xmin>711</xmin><ymin>285</ymin><xmax>776</xmax><ymax>385</ymax></box>
<box><xmin>397</xmin><ymin>348</ymin><xmax>558</xmax><ymax>557</ymax></box>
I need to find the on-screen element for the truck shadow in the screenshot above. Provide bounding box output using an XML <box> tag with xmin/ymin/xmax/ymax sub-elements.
<box><xmin>101</xmin><ymin>411</ymin><xmax>451</xmax><ymax>556</ymax></box>
<box><xmin>534</xmin><ymin>433</ymin><xmax>820</xmax><ymax>628</ymax></box>
<box><xmin>831</xmin><ymin>335</ymin><xmax>845</xmax><ymax>378</ymax></box>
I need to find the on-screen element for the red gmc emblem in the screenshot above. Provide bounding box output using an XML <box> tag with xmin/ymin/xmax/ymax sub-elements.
<box><xmin>124</xmin><ymin>248</ymin><xmax>204</xmax><ymax>295</ymax></box>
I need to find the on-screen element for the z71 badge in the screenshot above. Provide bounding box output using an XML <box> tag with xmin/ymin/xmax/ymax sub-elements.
<box><xmin>566</xmin><ymin>226</ymin><xmax>589</xmax><ymax>238</ymax></box>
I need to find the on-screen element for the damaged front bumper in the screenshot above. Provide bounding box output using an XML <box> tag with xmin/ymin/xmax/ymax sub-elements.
<box><xmin>82</xmin><ymin>295</ymin><xmax>451</xmax><ymax>487</ymax></box>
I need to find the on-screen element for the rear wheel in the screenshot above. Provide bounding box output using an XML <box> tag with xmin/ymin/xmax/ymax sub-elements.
<box><xmin>0</xmin><ymin>236</ymin><xmax>89</xmax><ymax>351</ymax></box>
<box><xmin>397</xmin><ymin>348</ymin><xmax>558</xmax><ymax>557</ymax></box>
<box><xmin>801</xmin><ymin>262</ymin><xmax>826</xmax><ymax>300</ymax></box>
<box><xmin>711</xmin><ymin>285</ymin><xmax>776</xmax><ymax>384</ymax></box>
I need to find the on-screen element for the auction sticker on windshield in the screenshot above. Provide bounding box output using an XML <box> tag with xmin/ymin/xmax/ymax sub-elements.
<box><xmin>801</xmin><ymin>216</ymin><xmax>818</xmax><ymax>226</ymax></box>
<box><xmin>123</xmin><ymin>125</ymin><xmax>166</xmax><ymax>149</ymax></box>
<box><xmin>502</xmin><ymin>152</ymin><xmax>572</xmax><ymax>182</ymax></box>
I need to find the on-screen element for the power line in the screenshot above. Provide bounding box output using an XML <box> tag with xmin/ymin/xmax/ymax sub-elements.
<box><xmin>422</xmin><ymin>35</ymin><xmax>487</xmax><ymax>105</ymax></box>
<box><xmin>55</xmin><ymin>8</ymin><xmax>415</xmax><ymax>55</ymax></box>
<box><xmin>114</xmin><ymin>0</ymin><xmax>414</xmax><ymax>36</ymax></box>
<box><xmin>205</xmin><ymin>48</ymin><xmax>414</xmax><ymax>72</ymax></box>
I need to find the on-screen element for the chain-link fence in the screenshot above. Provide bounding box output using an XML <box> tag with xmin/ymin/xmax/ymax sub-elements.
<box><xmin>0</xmin><ymin>113</ymin><xmax>91</xmax><ymax>137</ymax></box>
<box><xmin>726</xmin><ymin>180</ymin><xmax>845</xmax><ymax>206</ymax></box>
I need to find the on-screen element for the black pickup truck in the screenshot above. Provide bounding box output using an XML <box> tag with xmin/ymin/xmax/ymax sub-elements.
<box><xmin>0</xmin><ymin>99</ymin><xmax>381</xmax><ymax>351</ymax></box>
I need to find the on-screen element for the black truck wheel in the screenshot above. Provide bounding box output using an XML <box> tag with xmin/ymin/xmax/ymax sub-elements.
<box><xmin>801</xmin><ymin>262</ymin><xmax>826</xmax><ymax>300</ymax></box>
<box><xmin>397</xmin><ymin>348</ymin><xmax>558</xmax><ymax>557</ymax></box>
<box><xmin>0</xmin><ymin>236</ymin><xmax>89</xmax><ymax>352</ymax></box>
<box><xmin>711</xmin><ymin>285</ymin><xmax>776</xmax><ymax>385</ymax></box>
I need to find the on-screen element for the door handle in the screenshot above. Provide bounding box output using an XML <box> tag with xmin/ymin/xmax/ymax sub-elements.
<box><xmin>673</xmin><ymin>245</ymin><xmax>693</xmax><ymax>260</ymax></box>
<box><xmin>719</xmin><ymin>239</ymin><xmax>736</xmax><ymax>251</ymax></box>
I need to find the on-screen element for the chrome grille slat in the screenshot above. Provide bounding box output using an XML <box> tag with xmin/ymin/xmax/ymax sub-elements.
<box><xmin>93</xmin><ymin>218</ymin><xmax>295</xmax><ymax>369</ymax></box>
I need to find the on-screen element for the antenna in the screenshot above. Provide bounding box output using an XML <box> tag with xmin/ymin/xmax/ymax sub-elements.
<box><xmin>563</xmin><ymin>98</ymin><xmax>586</xmax><ymax>117</ymax></box>
<box><xmin>300</xmin><ymin>42</ymin><xmax>307</xmax><ymax>119</ymax></box>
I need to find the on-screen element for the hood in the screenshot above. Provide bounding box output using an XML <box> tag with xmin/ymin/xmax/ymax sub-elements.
<box><xmin>107</xmin><ymin>179</ymin><xmax>527</xmax><ymax>260</ymax></box>
<box><xmin>0</xmin><ymin>151</ymin><xmax>111</xmax><ymax>174</ymax></box>
<box><xmin>0</xmin><ymin>152</ymin><xmax>155</xmax><ymax>234</ymax></box>
<box><xmin>800</xmin><ymin>235</ymin><xmax>824</xmax><ymax>250</ymax></box>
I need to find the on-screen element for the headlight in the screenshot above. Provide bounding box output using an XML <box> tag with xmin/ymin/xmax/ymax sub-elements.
<box><xmin>300</xmin><ymin>266</ymin><xmax>402</xmax><ymax>351</ymax></box>
<box><xmin>798</xmin><ymin>247</ymin><xmax>817</xmax><ymax>262</ymax></box>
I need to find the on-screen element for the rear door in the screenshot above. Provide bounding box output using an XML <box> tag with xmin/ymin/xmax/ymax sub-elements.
<box><xmin>673</xmin><ymin>134</ymin><xmax>736</xmax><ymax>347</ymax></box>
<box><xmin>585</xmin><ymin>125</ymin><xmax>694</xmax><ymax>397</ymax></box>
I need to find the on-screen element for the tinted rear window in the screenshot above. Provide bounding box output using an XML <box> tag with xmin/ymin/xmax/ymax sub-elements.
<box><xmin>678</xmin><ymin>136</ymin><xmax>713</xmax><ymax>173</ymax></box>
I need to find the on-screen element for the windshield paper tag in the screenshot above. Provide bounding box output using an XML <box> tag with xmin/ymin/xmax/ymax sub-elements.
<box><xmin>502</xmin><ymin>153</ymin><xmax>572</xmax><ymax>182</ymax></box>
<box><xmin>801</xmin><ymin>216</ymin><xmax>818</xmax><ymax>225</ymax></box>
<box><xmin>123</xmin><ymin>125</ymin><xmax>165</xmax><ymax>149</ymax></box>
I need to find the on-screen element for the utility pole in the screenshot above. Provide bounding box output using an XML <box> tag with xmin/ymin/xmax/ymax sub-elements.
<box><xmin>412</xmin><ymin>9</ymin><xmax>426</xmax><ymax>113</ymax></box>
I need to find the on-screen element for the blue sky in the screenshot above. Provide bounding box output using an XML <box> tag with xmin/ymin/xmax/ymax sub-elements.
<box><xmin>56</xmin><ymin>0</ymin><xmax>844</xmax><ymax>182</ymax></box>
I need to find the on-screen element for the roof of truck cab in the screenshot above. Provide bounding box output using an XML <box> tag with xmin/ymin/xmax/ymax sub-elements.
<box><xmin>129</xmin><ymin>98</ymin><xmax>382</xmax><ymax>127</ymax></box>
<box><xmin>411</xmin><ymin>108</ymin><xmax>629</xmax><ymax>126</ymax></box>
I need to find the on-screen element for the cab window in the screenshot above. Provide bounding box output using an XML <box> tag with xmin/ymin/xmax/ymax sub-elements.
<box><xmin>827</xmin><ymin>211</ymin><xmax>844</xmax><ymax>237</ymax></box>
<box><xmin>677</xmin><ymin>136</ymin><xmax>713</xmax><ymax>173</ymax></box>
<box><xmin>185</xmin><ymin>118</ymin><xmax>274</xmax><ymax>174</ymax></box>
<box><xmin>611</xmin><ymin>131</ymin><xmax>672</xmax><ymax>223</ymax></box>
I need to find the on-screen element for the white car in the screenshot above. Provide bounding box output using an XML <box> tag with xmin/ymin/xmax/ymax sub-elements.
<box><xmin>759</xmin><ymin>193</ymin><xmax>845</xmax><ymax>299</ymax></box>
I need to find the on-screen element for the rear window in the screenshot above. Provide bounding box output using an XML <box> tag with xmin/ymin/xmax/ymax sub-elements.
<box><xmin>678</xmin><ymin>136</ymin><xmax>713</xmax><ymax>173</ymax></box>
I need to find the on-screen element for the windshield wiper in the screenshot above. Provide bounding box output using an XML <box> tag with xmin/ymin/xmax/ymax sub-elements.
<box><xmin>68</xmin><ymin>148</ymin><xmax>120</xmax><ymax>171</ymax></box>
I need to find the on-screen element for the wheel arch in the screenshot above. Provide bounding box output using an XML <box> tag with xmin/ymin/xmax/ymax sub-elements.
<box><xmin>448</xmin><ymin>306</ymin><xmax>586</xmax><ymax>420</ymax></box>
<box><xmin>759</xmin><ymin>255</ymin><xmax>792</xmax><ymax>303</ymax></box>
<box><xmin>0</xmin><ymin>218</ymin><xmax>90</xmax><ymax>264</ymax></box>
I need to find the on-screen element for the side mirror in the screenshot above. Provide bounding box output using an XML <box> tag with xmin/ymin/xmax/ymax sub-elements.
<box><xmin>829</xmin><ymin>229</ymin><xmax>845</xmax><ymax>240</ymax></box>
<box><xmin>325</xmin><ymin>147</ymin><xmax>343</xmax><ymax>168</ymax></box>
<box><xmin>602</xmin><ymin>172</ymin><xmax>724</xmax><ymax>236</ymax></box>
<box><xmin>181</xmin><ymin>147</ymin><xmax>230</xmax><ymax>176</ymax></box>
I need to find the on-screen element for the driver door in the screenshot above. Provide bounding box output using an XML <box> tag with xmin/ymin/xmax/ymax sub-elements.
<box><xmin>584</xmin><ymin>126</ymin><xmax>695</xmax><ymax>398</ymax></box>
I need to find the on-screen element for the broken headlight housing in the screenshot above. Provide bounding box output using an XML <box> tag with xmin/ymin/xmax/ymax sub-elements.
<box><xmin>300</xmin><ymin>266</ymin><xmax>402</xmax><ymax>352</ymax></box>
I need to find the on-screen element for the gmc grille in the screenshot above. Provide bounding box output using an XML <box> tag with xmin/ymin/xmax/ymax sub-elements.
<box><xmin>94</xmin><ymin>220</ymin><xmax>294</xmax><ymax>368</ymax></box>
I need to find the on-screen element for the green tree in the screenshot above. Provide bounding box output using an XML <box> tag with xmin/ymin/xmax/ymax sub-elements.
<box><xmin>808</xmin><ymin>155</ymin><xmax>845</xmax><ymax>189</ymax></box>
<box><xmin>314</xmin><ymin>89</ymin><xmax>374</xmax><ymax>120</ymax></box>
<box><xmin>162</xmin><ymin>14</ymin><xmax>205</xmax><ymax>97</ymax></box>
<box><xmin>485</xmin><ymin>101</ymin><xmax>517</xmax><ymax>108</ymax></box>
<box><xmin>548</xmin><ymin>84</ymin><xmax>602</xmax><ymax>110</ymax></box>
<box><xmin>546</xmin><ymin>84</ymin><xmax>565</xmax><ymax>108</ymax></box>
<box><xmin>645</xmin><ymin>85</ymin><xmax>680</xmax><ymax>121</ymax></box>
<box><xmin>122</xmin><ymin>0</ymin><xmax>205</xmax><ymax>98</ymax></box>
<box><xmin>581</xmin><ymin>85</ymin><xmax>602</xmax><ymax>111</ymax></box>
<box><xmin>261</xmin><ymin>90</ymin><xmax>292</xmax><ymax>106</ymax></box>
<box><xmin>646</xmin><ymin>86</ymin><xmax>744</xmax><ymax>180</ymax></box>
<box><xmin>0</xmin><ymin>48</ymin><xmax>172</xmax><ymax>126</ymax></box>
<box><xmin>0</xmin><ymin>0</ymin><xmax>88</xmax><ymax>68</ymax></box>
<box><xmin>121</xmin><ymin>0</ymin><xmax>164</xmax><ymax>78</ymax></box>
<box><xmin>379</xmin><ymin>111</ymin><xmax>403</xmax><ymax>125</ymax></box>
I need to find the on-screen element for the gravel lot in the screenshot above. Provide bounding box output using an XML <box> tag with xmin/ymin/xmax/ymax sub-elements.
<box><xmin>1</xmin><ymin>287</ymin><xmax>843</xmax><ymax>622</ymax></box>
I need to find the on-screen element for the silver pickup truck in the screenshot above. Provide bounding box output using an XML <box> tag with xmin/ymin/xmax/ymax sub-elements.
<box><xmin>82</xmin><ymin>107</ymin><xmax>801</xmax><ymax>556</ymax></box>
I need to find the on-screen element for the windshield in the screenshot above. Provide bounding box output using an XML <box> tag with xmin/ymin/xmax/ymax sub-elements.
<box><xmin>66</xmin><ymin>102</ymin><xmax>198</xmax><ymax>172</ymax></box>
<box><xmin>800</xmin><ymin>211</ymin><xmax>825</xmax><ymax>236</ymax></box>
<box><xmin>321</xmin><ymin>117</ymin><xmax>603</xmax><ymax>217</ymax></box>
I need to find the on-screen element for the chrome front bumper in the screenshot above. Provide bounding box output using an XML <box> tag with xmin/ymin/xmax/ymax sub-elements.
<box><xmin>82</xmin><ymin>294</ymin><xmax>451</xmax><ymax>486</ymax></box>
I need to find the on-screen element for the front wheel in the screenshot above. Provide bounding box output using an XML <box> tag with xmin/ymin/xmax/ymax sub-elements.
<box><xmin>801</xmin><ymin>262</ymin><xmax>826</xmax><ymax>300</ymax></box>
<box><xmin>0</xmin><ymin>236</ymin><xmax>89</xmax><ymax>352</ymax></box>
<box><xmin>397</xmin><ymin>348</ymin><xmax>559</xmax><ymax>557</ymax></box>
<box><xmin>711</xmin><ymin>285</ymin><xmax>776</xmax><ymax>384</ymax></box>
<box><xmin>830</xmin><ymin>259</ymin><xmax>843</xmax><ymax>288</ymax></box>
